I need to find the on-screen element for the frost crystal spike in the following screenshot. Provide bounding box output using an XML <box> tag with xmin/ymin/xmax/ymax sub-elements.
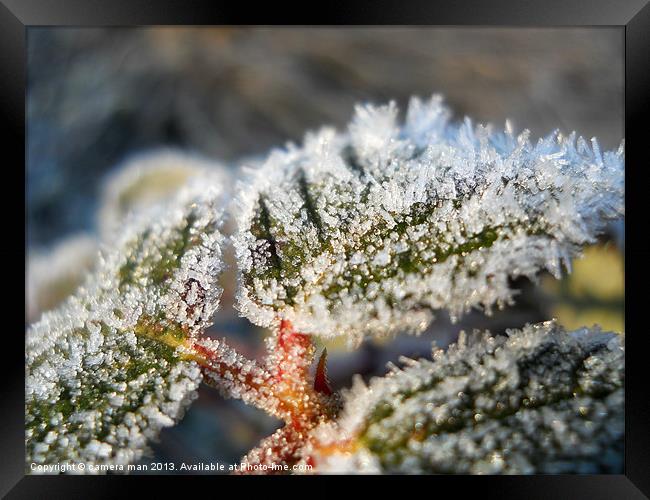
<box><xmin>26</xmin><ymin>176</ymin><xmax>226</xmax><ymax>471</ymax></box>
<box><xmin>304</xmin><ymin>322</ymin><xmax>624</xmax><ymax>474</ymax></box>
<box><xmin>234</xmin><ymin>96</ymin><xmax>625</xmax><ymax>343</ymax></box>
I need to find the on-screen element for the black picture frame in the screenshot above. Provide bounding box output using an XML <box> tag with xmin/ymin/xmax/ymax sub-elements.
<box><xmin>5</xmin><ymin>0</ymin><xmax>649</xmax><ymax>497</ymax></box>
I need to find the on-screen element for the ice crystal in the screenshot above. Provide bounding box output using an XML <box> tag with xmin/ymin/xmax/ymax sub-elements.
<box><xmin>26</xmin><ymin>175</ymin><xmax>226</xmax><ymax>471</ymax></box>
<box><xmin>234</xmin><ymin>96</ymin><xmax>624</xmax><ymax>343</ymax></box>
<box><xmin>305</xmin><ymin>322</ymin><xmax>624</xmax><ymax>474</ymax></box>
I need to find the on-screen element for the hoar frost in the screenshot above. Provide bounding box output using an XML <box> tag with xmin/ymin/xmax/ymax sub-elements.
<box><xmin>303</xmin><ymin>322</ymin><xmax>624</xmax><ymax>474</ymax></box>
<box><xmin>234</xmin><ymin>96</ymin><xmax>624</xmax><ymax>344</ymax></box>
<box><xmin>26</xmin><ymin>174</ymin><xmax>226</xmax><ymax>471</ymax></box>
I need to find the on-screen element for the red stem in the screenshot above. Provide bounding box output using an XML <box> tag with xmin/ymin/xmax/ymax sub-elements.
<box><xmin>189</xmin><ymin>319</ymin><xmax>337</xmax><ymax>426</ymax></box>
<box><xmin>187</xmin><ymin>320</ymin><xmax>340</xmax><ymax>473</ymax></box>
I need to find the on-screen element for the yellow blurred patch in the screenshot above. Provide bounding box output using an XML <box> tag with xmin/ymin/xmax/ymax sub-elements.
<box><xmin>320</xmin><ymin>335</ymin><xmax>350</xmax><ymax>353</ymax></box>
<box><xmin>550</xmin><ymin>305</ymin><xmax>624</xmax><ymax>334</ymax></box>
<box><xmin>542</xmin><ymin>243</ymin><xmax>624</xmax><ymax>334</ymax></box>
<box><xmin>567</xmin><ymin>244</ymin><xmax>624</xmax><ymax>300</ymax></box>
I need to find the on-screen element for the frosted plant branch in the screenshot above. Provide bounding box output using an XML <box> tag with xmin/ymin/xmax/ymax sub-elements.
<box><xmin>234</xmin><ymin>95</ymin><xmax>624</xmax><ymax>344</ymax></box>
<box><xmin>25</xmin><ymin>97</ymin><xmax>624</xmax><ymax>475</ymax></box>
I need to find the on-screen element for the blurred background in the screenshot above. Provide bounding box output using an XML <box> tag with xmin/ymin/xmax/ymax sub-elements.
<box><xmin>26</xmin><ymin>27</ymin><xmax>624</xmax><ymax>473</ymax></box>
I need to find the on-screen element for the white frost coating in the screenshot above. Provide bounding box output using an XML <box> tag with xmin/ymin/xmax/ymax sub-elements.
<box><xmin>305</xmin><ymin>322</ymin><xmax>624</xmax><ymax>474</ymax></box>
<box><xmin>26</xmin><ymin>171</ymin><xmax>227</xmax><ymax>473</ymax></box>
<box><xmin>98</xmin><ymin>148</ymin><xmax>230</xmax><ymax>239</ymax></box>
<box><xmin>233</xmin><ymin>95</ymin><xmax>624</xmax><ymax>343</ymax></box>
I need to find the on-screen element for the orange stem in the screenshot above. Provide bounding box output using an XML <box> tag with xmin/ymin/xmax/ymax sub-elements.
<box><xmin>189</xmin><ymin>320</ymin><xmax>338</xmax><ymax>426</ymax></box>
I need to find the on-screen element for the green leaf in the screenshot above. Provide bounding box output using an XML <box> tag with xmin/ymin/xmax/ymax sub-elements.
<box><xmin>234</xmin><ymin>97</ymin><xmax>624</xmax><ymax>344</ymax></box>
<box><xmin>306</xmin><ymin>322</ymin><xmax>624</xmax><ymax>474</ymax></box>
<box><xmin>26</xmin><ymin>176</ymin><xmax>226</xmax><ymax>471</ymax></box>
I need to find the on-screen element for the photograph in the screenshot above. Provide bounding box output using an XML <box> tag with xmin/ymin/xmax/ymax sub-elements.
<box><xmin>24</xmin><ymin>26</ymin><xmax>626</xmax><ymax>476</ymax></box>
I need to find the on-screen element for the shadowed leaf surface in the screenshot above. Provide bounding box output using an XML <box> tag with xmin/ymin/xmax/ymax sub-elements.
<box><xmin>305</xmin><ymin>322</ymin><xmax>624</xmax><ymax>474</ymax></box>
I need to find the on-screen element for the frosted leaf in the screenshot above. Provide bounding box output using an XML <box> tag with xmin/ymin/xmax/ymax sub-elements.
<box><xmin>26</xmin><ymin>175</ymin><xmax>226</xmax><ymax>471</ymax></box>
<box><xmin>304</xmin><ymin>322</ymin><xmax>624</xmax><ymax>474</ymax></box>
<box><xmin>26</xmin><ymin>233</ymin><xmax>98</xmax><ymax>323</ymax></box>
<box><xmin>234</xmin><ymin>95</ymin><xmax>624</xmax><ymax>343</ymax></box>
<box><xmin>98</xmin><ymin>149</ymin><xmax>230</xmax><ymax>239</ymax></box>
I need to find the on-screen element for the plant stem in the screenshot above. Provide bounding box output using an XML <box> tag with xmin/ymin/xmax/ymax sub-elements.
<box><xmin>186</xmin><ymin>320</ymin><xmax>338</xmax><ymax>426</ymax></box>
<box><xmin>184</xmin><ymin>320</ymin><xmax>341</xmax><ymax>474</ymax></box>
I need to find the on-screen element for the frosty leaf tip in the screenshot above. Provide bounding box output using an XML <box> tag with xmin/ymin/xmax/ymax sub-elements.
<box><xmin>234</xmin><ymin>95</ymin><xmax>624</xmax><ymax>344</ymax></box>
